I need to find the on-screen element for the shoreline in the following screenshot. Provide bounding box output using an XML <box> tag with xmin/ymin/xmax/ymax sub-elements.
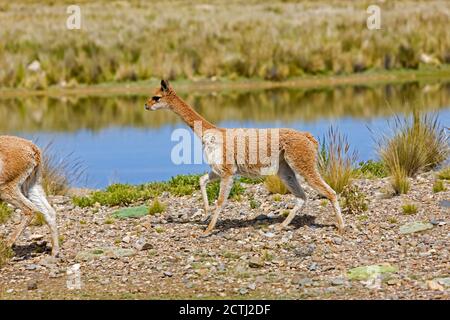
<box><xmin>1</xmin><ymin>67</ymin><xmax>450</xmax><ymax>98</ymax></box>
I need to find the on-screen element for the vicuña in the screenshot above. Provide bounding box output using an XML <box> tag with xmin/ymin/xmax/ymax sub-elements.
<box><xmin>0</xmin><ymin>136</ymin><xmax>59</xmax><ymax>256</ymax></box>
<box><xmin>145</xmin><ymin>80</ymin><xmax>345</xmax><ymax>235</ymax></box>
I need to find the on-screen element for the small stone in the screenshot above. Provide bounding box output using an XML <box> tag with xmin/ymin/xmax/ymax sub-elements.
<box><xmin>255</xmin><ymin>214</ymin><xmax>269</xmax><ymax>221</ymax></box>
<box><xmin>248</xmin><ymin>256</ymin><xmax>264</xmax><ymax>268</ymax></box>
<box><xmin>399</xmin><ymin>222</ymin><xmax>433</xmax><ymax>234</ymax></box>
<box><xmin>134</xmin><ymin>238</ymin><xmax>153</xmax><ymax>251</ymax></box>
<box><xmin>331</xmin><ymin>278</ymin><xmax>345</xmax><ymax>286</ymax></box>
<box><xmin>6</xmin><ymin>289</ymin><xmax>13</xmax><ymax>294</ymax></box>
<box><xmin>122</xmin><ymin>236</ymin><xmax>131</xmax><ymax>244</ymax></box>
<box><xmin>332</xmin><ymin>237</ymin><xmax>342</xmax><ymax>245</ymax></box>
<box><xmin>247</xmin><ymin>283</ymin><xmax>256</xmax><ymax>290</ymax></box>
<box><xmin>308</xmin><ymin>262</ymin><xmax>318</xmax><ymax>271</ymax></box>
<box><xmin>263</xmin><ymin>232</ymin><xmax>275</xmax><ymax>238</ymax></box>
<box><xmin>427</xmin><ymin>280</ymin><xmax>444</xmax><ymax>291</ymax></box>
<box><xmin>163</xmin><ymin>271</ymin><xmax>173</xmax><ymax>277</ymax></box>
<box><xmin>27</xmin><ymin>281</ymin><xmax>38</xmax><ymax>291</ymax></box>
<box><xmin>25</xmin><ymin>264</ymin><xmax>39</xmax><ymax>271</ymax></box>
<box><xmin>239</xmin><ymin>288</ymin><xmax>248</xmax><ymax>295</ymax></box>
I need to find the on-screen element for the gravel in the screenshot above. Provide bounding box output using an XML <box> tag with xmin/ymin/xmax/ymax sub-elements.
<box><xmin>0</xmin><ymin>172</ymin><xmax>448</xmax><ymax>299</ymax></box>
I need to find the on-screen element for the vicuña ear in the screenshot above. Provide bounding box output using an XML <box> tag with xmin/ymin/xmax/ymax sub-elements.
<box><xmin>161</xmin><ymin>79</ymin><xmax>170</xmax><ymax>92</ymax></box>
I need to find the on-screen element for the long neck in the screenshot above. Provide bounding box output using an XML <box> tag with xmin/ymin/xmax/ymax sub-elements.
<box><xmin>168</xmin><ymin>95</ymin><xmax>218</xmax><ymax>136</ymax></box>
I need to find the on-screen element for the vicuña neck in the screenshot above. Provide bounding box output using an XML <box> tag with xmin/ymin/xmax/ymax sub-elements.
<box><xmin>169</xmin><ymin>95</ymin><xmax>218</xmax><ymax>135</ymax></box>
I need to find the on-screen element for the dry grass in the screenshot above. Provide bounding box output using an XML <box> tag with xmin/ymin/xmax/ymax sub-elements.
<box><xmin>0</xmin><ymin>201</ymin><xmax>13</xmax><ymax>224</ymax></box>
<box><xmin>432</xmin><ymin>180</ymin><xmax>446</xmax><ymax>193</ymax></box>
<box><xmin>318</xmin><ymin>126</ymin><xmax>357</xmax><ymax>193</ymax></box>
<box><xmin>40</xmin><ymin>141</ymin><xmax>85</xmax><ymax>195</ymax></box>
<box><xmin>376</xmin><ymin>113</ymin><xmax>449</xmax><ymax>178</ymax></box>
<box><xmin>0</xmin><ymin>238</ymin><xmax>13</xmax><ymax>267</ymax></box>
<box><xmin>390</xmin><ymin>163</ymin><xmax>410</xmax><ymax>195</ymax></box>
<box><xmin>0</xmin><ymin>0</ymin><xmax>449</xmax><ymax>88</ymax></box>
<box><xmin>264</xmin><ymin>175</ymin><xmax>288</xmax><ymax>195</ymax></box>
<box><xmin>437</xmin><ymin>167</ymin><xmax>450</xmax><ymax>180</ymax></box>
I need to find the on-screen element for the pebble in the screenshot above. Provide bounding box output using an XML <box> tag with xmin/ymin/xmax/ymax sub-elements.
<box><xmin>27</xmin><ymin>281</ymin><xmax>38</xmax><ymax>291</ymax></box>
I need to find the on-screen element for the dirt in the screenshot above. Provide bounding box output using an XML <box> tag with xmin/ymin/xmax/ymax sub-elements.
<box><xmin>0</xmin><ymin>172</ymin><xmax>449</xmax><ymax>300</ymax></box>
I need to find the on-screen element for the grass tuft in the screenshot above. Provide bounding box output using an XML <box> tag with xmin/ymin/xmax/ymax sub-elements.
<box><xmin>264</xmin><ymin>175</ymin><xmax>288</xmax><ymax>195</ymax></box>
<box><xmin>318</xmin><ymin>126</ymin><xmax>357</xmax><ymax>193</ymax></box>
<box><xmin>41</xmin><ymin>141</ymin><xmax>86</xmax><ymax>196</ymax></box>
<box><xmin>390</xmin><ymin>164</ymin><xmax>410</xmax><ymax>195</ymax></box>
<box><xmin>376</xmin><ymin>113</ymin><xmax>449</xmax><ymax>178</ymax></box>
<box><xmin>0</xmin><ymin>239</ymin><xmax>13</xmax><ymax>267</ymax></box>
<box><xmin>437</xmin><ymin>167</ymin><xmax>450</xmax><ymax>180</ymax></box>
<box><xmin>148</xmin><ymin>198</ymin><xmax>166</xmax><ymax>215</ymax></box>
<box><xmin>432</xmin><ymin>180</ymin><xmax>446</xmax><ymax>193</ymax></box>
<box><xmin>0</xmin><ymin>202</ymin><xmax>13</xmax><ymax>224</ymax></box>
<box><xmin>402</xmin><ymin>203</ymin><xmax>418</xmax><ymax>215</ymax></box>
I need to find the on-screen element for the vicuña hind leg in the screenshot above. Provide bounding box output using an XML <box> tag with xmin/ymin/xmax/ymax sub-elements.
<box><xmin>284</xmin><ymin>152</ymin><xmax>345</xmax><ymax>232</ymax></box>
<box><xmin>27</xmin><ymin>183</ymin><xmax>59</xmax><ymax>256</ymax></box>
<box><xmin>276</xmin><ymin>159</ymin><xmax>306</xmax><ymax>229</ymax></box>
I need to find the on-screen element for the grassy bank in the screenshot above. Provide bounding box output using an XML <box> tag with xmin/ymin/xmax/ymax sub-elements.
<box><xmin>0</xmin><ymin>0</ymin><xmax>449</xmax><ymax>89</ymax></box>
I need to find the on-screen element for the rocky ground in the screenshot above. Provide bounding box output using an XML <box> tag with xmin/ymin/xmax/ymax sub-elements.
<box><xmin>0</xmin><ymin>172</ymin><xmax>449</xmax><ymax>300</ymax></box>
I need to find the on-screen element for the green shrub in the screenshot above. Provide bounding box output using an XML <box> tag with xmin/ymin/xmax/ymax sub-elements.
<box><xmin>318</xmin><ymin>126</ymin><xmax>357</xmax><ymax>193</ymax></box>
<box><xmin>73</xmin><ymin>174</ymin><xmax>246</xmax><ymax>207</ymax></box>
<box><xmin>356</xmin><ymin>160</ymin><xmax>388</xmax><ymax>178</ymax></box>
<box><xmin>148</xmin><ymin>198</ymin><xmax>166</xmax><ymax>215</ymax></box>
<box><xmin>340</xmin><ymin>184</ymin><xmax>369</xmax><ymax>214</ymax></box>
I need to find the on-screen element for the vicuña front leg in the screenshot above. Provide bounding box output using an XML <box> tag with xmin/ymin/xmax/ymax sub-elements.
<box><xmin>198</xmin><ymin>172</ymin><xmax>219</xmax><ymax>222</ymax></box>
<box><xmin>203</xmin><ymin>175</ymin><xmax>233</xmax><ymax>235</ymax></box>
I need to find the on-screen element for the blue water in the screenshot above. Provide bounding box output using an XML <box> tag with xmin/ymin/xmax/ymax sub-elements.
<box><xmin>21</xmin><ymin>109</ymin><xmax>450</xmax><ymax>189</ymax></box>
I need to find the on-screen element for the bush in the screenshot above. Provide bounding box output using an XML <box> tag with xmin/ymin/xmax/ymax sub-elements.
<box><xmin>318</xmin><ymin>126</ymin><xmax>358</xmax><ymax>193</ymax></box>
<box><xmin>355</xmin><ymin>160</ymin><xmax>388</xmax><ymax>178</ymax></box>
<box><xmin>340</xmin><ymin>184</ymin><xmax>369</xmax><ymax>214</ymax></box>
<box><xmin>264</xmin><ymin>175</ymin><xmax>288</xmax><ymax>195</ymax></box>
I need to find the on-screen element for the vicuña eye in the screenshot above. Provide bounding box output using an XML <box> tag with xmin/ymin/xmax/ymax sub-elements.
<box><xmin>152</xmin><ymin>96</ymin><xmax>161</xmax><ymax>101</ymax></box>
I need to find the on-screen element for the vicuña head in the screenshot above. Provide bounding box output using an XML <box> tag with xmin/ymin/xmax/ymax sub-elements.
<box><xmin>144</xmin><ymin>80</ymin><xmax>175</xmax><ymax>111</ymax></box>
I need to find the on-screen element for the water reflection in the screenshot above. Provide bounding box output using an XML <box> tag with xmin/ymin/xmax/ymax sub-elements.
<box><xmin>0</xmin><ymin>81</ymin><xmax>449</xmax><ymax>188</ymax></box>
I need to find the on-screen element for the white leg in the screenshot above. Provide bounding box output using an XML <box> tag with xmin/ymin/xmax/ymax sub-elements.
<box><xmin>28</xmin><ymin>184</ymin><xmax>59</xmax><ymax>256</ymax></box>
<box><xmin>198</xmin><ymin>172</ymin><xmax>219</xmax><ymax>222</ymax></box>
<box><xmin>203</xmin><ymin>175</ymin><xmax>233</xmax><ymax>235</ymax></box>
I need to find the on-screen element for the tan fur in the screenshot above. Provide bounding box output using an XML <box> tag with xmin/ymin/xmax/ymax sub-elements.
<box><xmin>0</xmin><ymin>136</ymin><xmax>59</xmax><ymax>256</ymax></box>
<box><xmin>145</xmin><ymin>80</ymin><xmax>345</xmax><ymax>235</ymax></box>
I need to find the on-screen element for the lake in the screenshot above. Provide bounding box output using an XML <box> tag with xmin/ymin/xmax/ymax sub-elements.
<box><xmin>1</xmin><ymin>81</ymin><xmax>449</xmax><ymax>188</ymax></box>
